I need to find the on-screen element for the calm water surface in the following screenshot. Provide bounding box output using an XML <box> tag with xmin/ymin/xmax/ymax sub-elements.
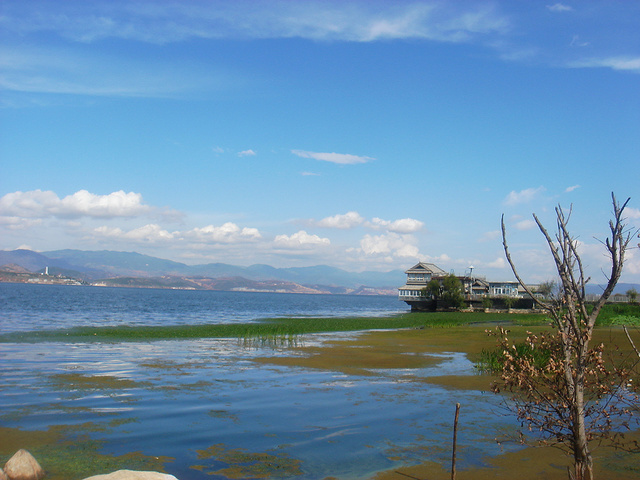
<box><xmin>1</xmin><ymin>283</ymin><xmax>406</xmax><ymax>333</ymax></box>
<box><xmin>0</xmin><ymin>283</ymin><xmax>515</xmax><ymax>479</ymax></box>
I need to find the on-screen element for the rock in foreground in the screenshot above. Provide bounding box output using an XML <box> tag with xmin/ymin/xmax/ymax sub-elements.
<box><xmin>82</xmin><ymin>471</ymin><xmax>178</xmax><ymax>480</ymax></box>
<box><xmin>3</xmin><ymin>450</ymin><xmax>45</xmax><ymax>480</ymax></box>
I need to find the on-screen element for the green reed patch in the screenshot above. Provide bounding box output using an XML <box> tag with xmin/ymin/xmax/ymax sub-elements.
<box><xmin>597</xmin><ymin>303</ymin><xmax>640</xmax><ymax>320</ymax></box>
<box><xmin>238</xmin><ymin>332</ymin><xmax>304</xmax><ymax>349</ymax></box>
<box><xmin>595</xmin><ymin>303</ymin><xmax>640</xmax><ymax>326</ymax></box>
<box><xmin>476</xmin><ymin>342</ymin><xmax>553</xmax><ymax>374</ymax></box>
<box><xmin>607</xmin><ymin>315</ymin><xmax>640</xmax><ymax>326</ymax></box>
<box><xmin>0</xmin><ymin>311</ymin><xmax>548</xmax><ymax>343</ymax></box>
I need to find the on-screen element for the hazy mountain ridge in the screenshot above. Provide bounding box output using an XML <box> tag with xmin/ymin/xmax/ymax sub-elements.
<box><xmin>1</xmin><ymin>249</ymin><xmax>637</xmax><ymax>295</ymax></box>
<box><xmin>0</xmin><ymin>249</ymin><xmax>404</xmax><ymax>289</ymax></box>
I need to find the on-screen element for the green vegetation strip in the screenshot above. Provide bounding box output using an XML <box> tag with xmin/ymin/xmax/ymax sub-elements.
<box><xmin>1</xmin><ymin>304</ymin><xmax>637</xmax><ymax>344</ymax></box>
<box><xmin>0</xmin><ymin>312</ymin><xmax>549</xmax><ymax>343</ymax></box>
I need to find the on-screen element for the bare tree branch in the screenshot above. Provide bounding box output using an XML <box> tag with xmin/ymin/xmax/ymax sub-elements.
<box><xmin>501</xmin><ymin>214</ymin><xmax>553</xmax><ymax>316</ymax></box>
<box><xmin>496</xmin><ymin>193</ymin><xmax>635</xmax><ymax>480</ymax></box>
<box><xmin>624</xmin><ymin>325</ymin><xmax>640</xmax><ymax>360</ymax></box>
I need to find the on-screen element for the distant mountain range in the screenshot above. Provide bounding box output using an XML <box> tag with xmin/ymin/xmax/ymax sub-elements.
<box><xmin>0</xmin><ymin>249</ymin><xmax>404</xmax><ymax>290</ymax></box>
<box><xmin>1</xmin><ymin>249</ymin><xmax>637</xmax><ymax>295</ymax></box>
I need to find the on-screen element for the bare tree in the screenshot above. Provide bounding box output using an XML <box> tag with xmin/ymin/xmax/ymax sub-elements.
<box><xmin>498</xmin><ymin>193</ymin><xmax>638</xmax><ymax>480</ymax></box>
<box><xmin>536</xmin><ymin>280</ymin><xmax>557</xmax><ymax>299</ymax></box>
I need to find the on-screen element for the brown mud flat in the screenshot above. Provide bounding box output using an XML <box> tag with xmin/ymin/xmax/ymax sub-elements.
<box><xmin>255</xmin><ymin>325</ymin><xmax>640</xmax><ymax>480</ymax></box>
<box><xmin>372</xmin><ymin>436</ymin><xmax>640</xmax><ymax>480</ymax></box>
<box><xmin>254</xmin><ymin>326</ymin><xmax>506</xmax><ymax>388</ymax></box>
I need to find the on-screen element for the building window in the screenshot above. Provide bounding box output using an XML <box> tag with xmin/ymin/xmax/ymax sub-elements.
<box><xmin>408</xmin><ymin>273</ymin><xmax>430</xmax><ymax>282</ymax></box>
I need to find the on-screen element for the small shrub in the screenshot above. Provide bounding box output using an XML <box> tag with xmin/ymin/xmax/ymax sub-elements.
<box><xmin>476</xmin><ymin>335</ymin><xmax>553</xmax><ymax>374</ymax></box>
<box><xmin>607</xmin><ymin>315</ymin><xmax>640</xmax><ymax>326</ymax></box>
<box><xmin>503</xmin><ymin>296</ymin><xmax>516</xmax><ymax>309</ymax></box>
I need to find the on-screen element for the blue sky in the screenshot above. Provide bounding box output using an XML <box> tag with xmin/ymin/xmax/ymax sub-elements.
<box><xmin>1</xmin><ymin>0</ymin><xmax>639</xmax><ymax>283</ymax></box>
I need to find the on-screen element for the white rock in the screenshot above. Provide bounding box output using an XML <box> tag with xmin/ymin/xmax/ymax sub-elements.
<box><xmin>3</xmin><ymin>450</ymin><xmax>45</xmax><ymax>480</ymax></box>
<box><xmin>0</xmin><ymin>467</ymin><xmax>8</xmax><ymax>480</ymax></box>
<box><xmin>82</xmin><ymin>471</ymin><xmax>178</xmax><ymax>480</ymax></box>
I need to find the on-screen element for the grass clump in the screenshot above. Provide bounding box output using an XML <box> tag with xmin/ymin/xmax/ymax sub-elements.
<box><xmin>476</xmin><ymin>341</ymin><xmax>553</xmax><ymax>374</ymax></box>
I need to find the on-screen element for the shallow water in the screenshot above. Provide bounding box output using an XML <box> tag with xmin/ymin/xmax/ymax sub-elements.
<box><xmin>1</xmin><ymin>337</ymin><xmax>519</xmax><ymax>479</ymax></box>
<box><xmin>0</xmin><ymin>283</ymin><xmax>521</xmax><ymax>479</ymax></box>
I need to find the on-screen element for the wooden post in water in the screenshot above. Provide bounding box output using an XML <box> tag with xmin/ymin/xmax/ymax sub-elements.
<box><xmin>451</xmin><ymin>403</ymin><xmax>461</xmax><ymax>480</ymax></box>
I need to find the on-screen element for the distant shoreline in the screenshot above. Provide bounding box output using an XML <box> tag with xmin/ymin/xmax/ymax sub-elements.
<box><xmin>0</xmin><ymin>273</ymin><xmax>397</xmax><ymax>296</ymax></box>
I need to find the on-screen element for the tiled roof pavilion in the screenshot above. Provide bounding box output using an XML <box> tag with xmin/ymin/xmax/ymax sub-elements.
<box><xmin>404</xmin><ymin>262</ymin><xmax>447</xmax><ymax>276</ymax></box>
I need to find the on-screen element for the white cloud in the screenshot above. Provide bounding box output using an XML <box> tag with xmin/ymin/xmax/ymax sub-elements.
<box><xmin>185</xmin><ymin>223</ymin><xmax>262</xmax><ymax>243</ymax></box>
<box><xmin>125</xmin><ymin>224</ymin><xmax>176</xmax><ymax>242</ymax></box>
<box><xmin>486</xmin><ymin>257</ymin><xmax>506</xmax><ymax>269</ymax></box>
<box><xmin>0</xmin><ymin>44</ymin><xmax>230</xmax><ymax>98</ymax></box>
<box><xmin>60</xmin><ymin>190</ymin><xmax>151</xmax><ymax>217</ymax></box>
<box><xmin>427</xmin><ymin>253</ymin><xmax>452</xmax><ymax>264</ymax></box>
<box><xmin>515</xmin><ymin>219</ymin><xmax>537</xmax><ymax>231</ymax></box>
<box><xmin>316</xmin><ymin>211</ymin><xmax>364</xmax><ymax>229</ymax></box>
<box><xmin>2</xmin><ymin>2</ymin><xmax>509</xmax><ymax>44</ymax></box>
<box><xmin>565</xmin><ymin>184</ymin><xmax>581</xmax><ymax>193</ymax></box>
<box><xmin>626</xmin><ymin>207</ymin><xmax>640</xmax><ymax>220</ymax></box>
<box><xmin>94</xmin><ymin>224</ymin><xmax>176</xmax><ymax>243</ymax></box>
<box><xmin>0</xmin><ymin>190</ymin><xmax>60</xmax><ymax>218</ymax></box>
<box><xmin>546</xmin><ymin>4</ymin><xmax>573</xmax><ymax>13</ymax></box>
<box><xmin>625</xmin><ymin>248</ymin><xmax>640</xmax><ymax>276</ymax></box>
<box><xmin>395</xmin><ymin>243</ymin><xmax>420</xmax><ymax>258</ymax></box>
<box><xmin>571</xmin><ymin>239</ymin><xmax>640</xmax><ymax>283</ymax></box>
<box><xmin>479</xmin><ymin>230</ymin><xmax>501</xmax><ymax>242</ymax></box>
<box><xmin>569</xmin><ymin>35</ymin><xmax>590</xmax><ymax>48</ymax></box>
<box><xmin>0</xmin><ymin>216</ymin><xmax>43</xmax><ymax>230</ymax></box>
<box><xmin>310</xmin><ymin>212</ymin><xmax>423</xmax><ymax>233</ymax></box>
<box><xmin>291</xmin><ymin>150</ymin><xmax>373</xmax><ymax>165</ymax></box>
<box><xmin>360</xmin><ymin>234</ymin><xmax>393</xmax><ymax>255</ymax></box>
<box><xmin>359</xmin><ymin>232</ymin><xmax>419</xmax><ymax>258</ymax></box>
<box><xmin>569</xmin><ymin>57</ymin><xmax>640</xmax><ymax>73</ymax></box>
<box><xmin>93</xmin><ymin>226</ymin><xmax>125</xmax><ymax>238</ymax></box>
<box><xmin>274</xmin><ymin>230</ymin><xmax>330</xmax><ymax>248</ymax></box>
<box><xmin>0</xmin><ymin>2</ymin><xmax>513</xmax><ymax>100</ymax></box>
<box><xmin>0</xmin><ymin>189</ymin><xmax>151</xmax><ymax>219</ymax></box>
<box><xmin>92</xmin><ymin>221</ymin><xmax>262</xmax><ymax>247</ymax></box>
<box><xmin>369</xmin><ymin>217</ymin><xmax>424</xmax><ymax>233</ymax></box>
<box><xmin>238</xmin><ymin>149</ymin><xmax>256</xmax><ymax>157</ymax></box>
<box><xmin>503</xmin><ymin>186</ymin><xmax>545</xmax><ymax>206</ymax></box>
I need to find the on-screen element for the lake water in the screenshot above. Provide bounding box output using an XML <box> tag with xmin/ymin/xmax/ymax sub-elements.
<box><xmin>0</xmin><ymin>283</ymin><xmax>407</xmax><ymax>333</ymax></box>
<box><xmin>0</xmin><ymin>283</ymin><xmax>515</xmax><ymax>479</ymax></box>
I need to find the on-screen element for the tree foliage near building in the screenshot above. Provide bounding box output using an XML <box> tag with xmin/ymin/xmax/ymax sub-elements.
<box><xmin>427</xmin><ymin>278</ymin><xmax>441</xmax><ymax>299</ymax></box>
<box><xmin>423</xmin><ymin>275</ymin><xmax>465</xmax><ymax>310</ymax></box>
<box><xmin>440</xmin><ymin>274</ymin><xmax>465</xmax><ymax>309</ymax></box>
<box><xmin>497</xmin><ymin>193</ymin><xmax>639</xmax><ymax>480</ymax></box>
